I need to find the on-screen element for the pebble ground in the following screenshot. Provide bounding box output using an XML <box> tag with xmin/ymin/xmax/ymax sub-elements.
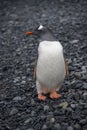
<box><xmin>0</xmin><ymin>0</ymin><xmax>87</xmax><ymax>130</ymax></box>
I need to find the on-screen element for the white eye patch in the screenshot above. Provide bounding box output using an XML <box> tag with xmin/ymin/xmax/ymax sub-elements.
<box><xmin>38</xmin><ymin>25</ymin><xmax>44</xmax><ymax>30</ymax></box>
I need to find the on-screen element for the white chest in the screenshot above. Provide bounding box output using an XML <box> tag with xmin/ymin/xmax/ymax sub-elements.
<box><xmin>37</xmin><ymin>41</ymin><xmax>65</xmax><ymax>88</ymax></box>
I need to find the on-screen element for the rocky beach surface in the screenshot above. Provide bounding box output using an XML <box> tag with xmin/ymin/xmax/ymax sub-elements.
<box><xmin>0</xmin><ymin>0</ymin><xmax>87</xmax><ymax>130</ymax></box>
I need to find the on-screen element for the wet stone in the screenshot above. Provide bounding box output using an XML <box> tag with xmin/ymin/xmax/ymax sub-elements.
<box><xmin>30</xmin><ymin>99</ymin><xmax>35</xmax><ymax>106</ymax></box>
<box><xmin>70</xmin><ymin>104</ymin><xmax>76</xmax><ymax>109</ymax></box>
<box><xmin>42</xmin><ymin>124</ymin><xmax>48</xmax><ymax>130</ymax></box>
<box><xmin>79</xmin><ymin>119</ymin><xmax>87</xmax><ymax>125</ymax></box>
<box><xmin>15</xmin><ymin>128</ymin><xmax>21</xmax><ymax>130</ymax></box>
<box><xmin>13</xmin><ymin>77</ymin><xmax>20</xmax><ymax>83</ymax></box>
<box><xmin>83</xmin><ymin>92</ymin><xmax>87</xmax><ymax>100</ymax></box>
<box><xmin>50</xmin><ymin>117</ymin><xmax>55</xmax><ymax>123</ymax></box>
<box><xmin>81</xmin><ymin>66</ymin><xmax>87</xmax><ymax>72</ymax></box>
<box><xmin>74</xmin><ymin>123</ymin><xmax>81</xmax><ymax>130</ymax></box>
<box><xmin>31</xmin><ymin>111</ymin><xmax>36</xmax><ymax>116</ymax></box>
<box><xmin>24</xmin><ymin>118</ymin><xmax>32</xmax><ymax>124</ymax></box>
<box><xmin>13</xmin><ymin>96</ymin><xmax>22</xmax><ymax>101</ymax></box>
<box><xmin>82</xmin><ymin>83</ymin><xmax>87</xmax><ymax>89</ymax></box>
<box><xmin>21</xmin><ymin>80</ymin><xmax>26</xmax><ymax>84</ymax></box>
<box><xmin>82</xmin><ymin>125</ymin><xmax>87</xmax><ymax>130</ymax></box>
<box><xmin>10</xmin><ymin>107</ymin><xmax>18</xmax><ymax>115</ymax></box>
<box><xmin>27</xmin><ymin>129</ymin><xmax>34</xmax><ymax>130</ymax></box>
<box><xmin>59</xmin><ymin>101</ymin><xmax>69</xmax><ymax>109</ymax></box>
<box><xmin>44</xmin><ymin>105</ymin><xmax>49</xmax><ymax>111</ymax></box>
<box><xmin>54</xmin><ymin>123</ymin><xmax>61</xmax><ymax>130</ymax></box>
<box><xmin>70</xmin><ymin>40</ymin><xmax>79</xmax><ymax>44</ymax></box>
<box><xmin>67</xmin><ymin>126</ymin><xmax>74</xmax><ymax>130</ymax></box>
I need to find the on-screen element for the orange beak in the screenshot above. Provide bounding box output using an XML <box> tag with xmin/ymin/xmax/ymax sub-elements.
<box><xmin>25</xmin><ymin>31</ymin><xmax>33</xmax><ymax>35</ymax></box>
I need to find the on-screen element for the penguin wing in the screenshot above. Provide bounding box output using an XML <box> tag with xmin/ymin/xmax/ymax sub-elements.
<box><xmin>65</xmin><ymin>59</ymin><xmax>69</xmax><ymax>79</ymax></box>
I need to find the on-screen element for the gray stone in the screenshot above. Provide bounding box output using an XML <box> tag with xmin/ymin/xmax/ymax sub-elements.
<box><xmin>13</xmin><ymin>77</ymin><xmax>20</xmax><ymax>83</ymax></box>
<box><xmin>68</xmin><ymin>58</ymin><xmax>72</xmax><ymax>64</ymax></box>
<box><xmin>83</xmin><ymin>83</ymin><xmax>87</xmax><ymax>89</ymax></box>
<box><xmin>13</xmin><ymin>96</ymin><xmax>22</xmax><ymax>101</ymax></box>
<box><xmin>31</xmin><ymin>111</ymin><xmax>36</xmax><ymax>116</ymax></box>
<box><xmin>70</xmin><ymin>40</ymin><xmax>79</xmax><ymax>44</ymax></box>
<box><xmin>83</xmin><ymin>125</ymin><xmax>87</xmax><ymax>130</ymax></box>
<box><xmin>74</xmin><ymin>123</ymin><xmax>81</xmax><ymax>130</ymax></box>
<box><xmin>54</xmin><ymin>123</ymin><xmax>61</xmax><ymax>130</ymax></box>
<box><xmin>27</xmin><ymin>129</ymin><xmax>34</xmax><ymax>130</ymax></box>
<box><xmin>44</xmin><ymin>105</ymin><xmax>49</xmax><ymax>111</ymax></box>
<box><xmin>70</xmin><ymin>104</ymin><xmax>76</xmax><ymax>109</ymax></box>
<box><xmin>59</xmin><ymin>101</ymin><xmax>69</xmax><ymax>109</ymax></box>
<box><xmin>74</xmin><ymin>72</ymin><xmax>81</xmax><ymax>79</ymax></box>
<box><xmin>81</xmin><ymin>66</ymin><xmax>87</xmax><ymax>71</ymax></box>
<box><xmin>79</xmin><ymin>119</ymin><xmax>87</xmax><ymax>125</ymax></box>
<box><xmin>24</xmin><ymin>118</ymin><xmax>31</xmax><ymax>124</ymax></box>
<box><xmin>21</xmin><ymin>80</ymin><xmax>26</xmax><ymax>84</ymax></box>
<box><xmin>22</xmin><ymin>76</ymin><xmax>26</xmax><ymax>79</ymax></box>
<box><xmin>10</xmin><ymin>107</ymin><xmax>18</xmax><ymax>115</ymax></box>
<box><xmin>31</xmin><ymin>99</ymin><xmax>35</xmax><ymax>106</ymax></box>
<box><xmin>15</xmin><ymin>128</ymin><xmax>21</xmax><ymax>130</ymax></box>
<box><xmin>42</xmin><ymin>124</ymin><xmax>48</xmax><ymax>130</ymax></box>
<box><xmin>67</xmin><ymin>126</ymin><xmax>74</xmax><ymax>130</ymax></box>
<box><xmin>50</xmin><ymin>117</ymin><xmax>55</xmax><ymax>123</ymax></box>
<box><xmin>83</xmin><ymin>92</ymin><xmax>87</xmax><ymax>100</ymax></box>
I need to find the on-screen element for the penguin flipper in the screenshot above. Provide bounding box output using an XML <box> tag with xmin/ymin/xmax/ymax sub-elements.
<box><xmin>34</xmin><ymin>58</ymin><xmax>38</xmax><ymax>80</ymax></box>
<box><xmin>65</xmin><ymin>59</ymin><xmax>69</xmax><ymax>79</ymax></box>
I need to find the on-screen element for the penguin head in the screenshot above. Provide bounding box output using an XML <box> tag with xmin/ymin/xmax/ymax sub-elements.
<box><xmin>25</xmin><ymin>25</ymin><xmax>55</xmax><ymax>41</ymax></box>
<box><xmin>26</xmin><ymin>25</ymin><xmax>48</xmax><ymax>36</ymax></box>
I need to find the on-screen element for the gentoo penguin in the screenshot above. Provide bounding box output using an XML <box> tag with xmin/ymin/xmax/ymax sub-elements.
<box><xmin>26</xmin><ymin>25</ymin><xmax>68</xmax><ymax>100</ymax></box>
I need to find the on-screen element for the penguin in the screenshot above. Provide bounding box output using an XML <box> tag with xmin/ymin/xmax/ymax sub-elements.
<box><xmin>26</xmin><ymin>25</ymin><xmax>68</xmax><ymax>100</ymax></box>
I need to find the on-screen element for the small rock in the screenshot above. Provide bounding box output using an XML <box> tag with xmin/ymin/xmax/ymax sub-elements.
<box><xmin>74</xmin><ymin>123</ymin><xmax>81</xmax><ymax>130</ymax></box>
<box><xmin>67</xmin><ymin>126</ymin><xmax>74</xmax><ymax>130</ymax></box>
<box><xmin>66</xmin><ymin>107</ymin><xmax>73</xmax><ymax>112</ymax></box>
<box><xmin>81</xmin><ymin>66</ymin><xmax>86</xmax><ymax>71</ymax></box>
<box><xmin>50</xmin><ymin>117</ymin><xmax>55</xmax><ymax>123</ymax></box>
<box><xmin>70</xmin><ymin>104</ymin><xmax>76</xmax><ymax>109</ymax></box>
<box><xmin>59</xmin><ymin>102</ymin><xmax>68</xmax><ymax>109</ymax></box>
<box><xmin>31</xmin><ymin>99</ymin><xmax>35</xmax><ymax>106</ymax></box>
<box><xmin>24</xmin><ymin>118</ymin><xmax>31</xmax><ymax>124</ymax></box>
<box><xmin>13</xmin><ymin>77</ymin><xmax>20</xmax><ymax>83</ymax></box>
<box><xmin>68</xmin><ymin>58</ymin><xmax>72</xmax><ymax>64</ymax></box>
<box><xmin>42</xmin><ymin>14</ymin><xmax>47</xmax><ymax>18</ymax></box>
<box><xmin>82</xmin><ymin>125</ymin><xmax>87</xmax><ymax>130</ymax></box>
<box><xmin>70</xmin><ymin>39</ymin><xmax>79</xmax><ymax>44</ymax></box>
<box><xmin>84</xmin><ymin>105</ymin><xmax>87</xmax><ymax>109</ymax></box>
<box><xmin>83</xmin><ymin>92</ymin><xmax>87</xmax><ymax>100</ymax></box>
<box><xmin>15</xmin><ymin>128</ymin><xmax>21</xmax><ymax>130</ymax></box>
<box><xmin>21</xmin><ymin>80</ymin><xmax>26</xmax><ymax>84</ymax></box>
<box><xmin>27</xmin><ymin>129</ymin><xmax>33</xmax><ymax>130</ymax></box>
<box><xmin>16</xmin><ymin>48</ymin><xmax>21</xmax><ymax>52</ymax></box>
<box><xmin>74</xmin><ymin>72</ymin><xmax>81</xmax><ymax>79</ymax></box>
<box><xmin>10</xmin><ymin>107</ymin><xmax>18</xmax><ymax>115</ymax></box>
<box><xmin>82</xmin><ymin>83</ymin><xmax>87</xmax><ymax>89</ymax></box>
<box><xmin>70</xmin><ymin>80</ymin><xmax>76</xmax><ymax>85</ymax></box>
<box><xmin>31</xmin><ymin>111</ymin><xmax>35</xmax><ymax>116</ymax></box>
<box><xmin>54</xmin><ymin>123</ymin><xmax>61</xmax><ymax>130</ymax></box>
<box><xmin>79</xmin><ymin>119</ymin><xmax>87</xmax><ymax>125</ymax></box>
<box><xmin>13</xmin><ymin>96</ymin><xmax>22</xmax><ymax>101</ymax></box>
<box><xmin>22</xmin><ymin>76</ymin><xmax>26</xmax><ymax>79</ymax></box>
<box><xmin>42</xmin><ymin>124</ymin><xmax>48</xmax><ymax>130</ymax></box>
<box><xmin>44</xmin><ymin>105</ymin><xmax>49</xmax><ymax>111</ymax></box>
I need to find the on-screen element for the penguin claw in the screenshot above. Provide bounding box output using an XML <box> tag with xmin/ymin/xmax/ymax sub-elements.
<box><xmin>50</xmin><ymin>91</ymin><xmax>61</xmax><ymax>99</ymax></box>
<box><xmin>38</xmin><ymin>93</ymin><xmax>46</xmax><ymax>100</ymax></box>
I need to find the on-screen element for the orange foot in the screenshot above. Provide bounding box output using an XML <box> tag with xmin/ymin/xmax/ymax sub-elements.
<box><xmin>50</xmin><ymin>91</ymin><xmax>61</xmax><ymax>99</ymax></box>
<box><xmin>38</xmin><ymin>93</ymin><xmax>46</xmax><ymax>100</ymax></box>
